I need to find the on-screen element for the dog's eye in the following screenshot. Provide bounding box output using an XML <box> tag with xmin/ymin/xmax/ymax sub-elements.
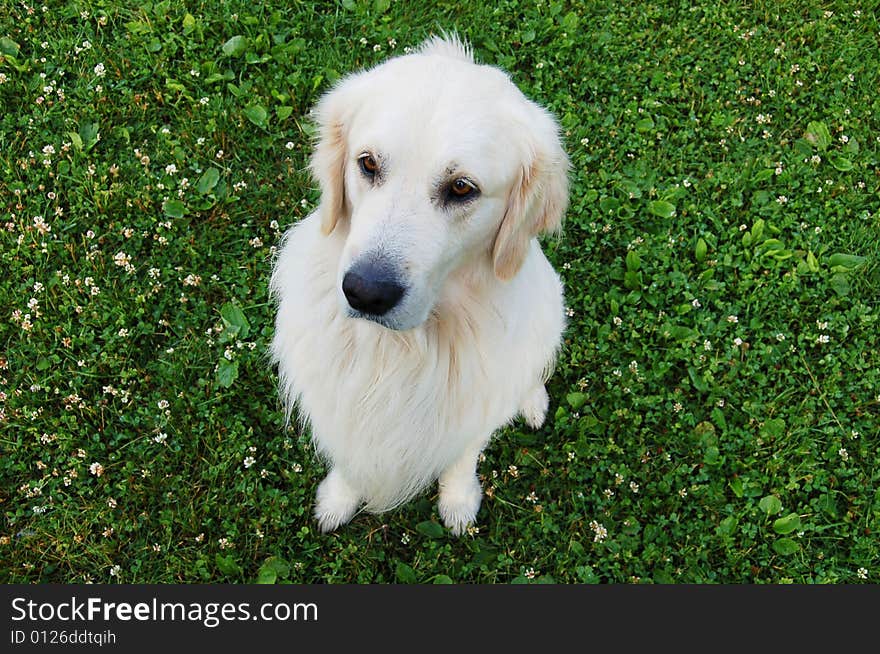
<box><xmin>448</xmin><ymin>178</ymin><xmax>478</xmax><ymax>201</ymax></box>
<box><xmin>358</xmin><ymin>154</ymin><xmax>379</xmax><ymax>178</ymax></box>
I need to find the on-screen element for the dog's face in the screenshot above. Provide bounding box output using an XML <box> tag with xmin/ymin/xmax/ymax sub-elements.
<box><xmin>310</xmin><ymin>37</ymin><xmax>569</xmax><ymax>330</ymax></box>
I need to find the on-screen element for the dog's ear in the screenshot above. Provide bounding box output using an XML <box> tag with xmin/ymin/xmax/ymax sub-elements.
<box><xmin>492</xmin><ymin>106</ymin><xmax>569</xmax><ymax>280</ymax></box>
<box><xmin>309</xmin><ymin>76</ymin><xmax>362</xmax><ymax>235</ymax></box>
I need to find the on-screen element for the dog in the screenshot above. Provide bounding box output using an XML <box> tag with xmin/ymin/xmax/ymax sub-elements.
<box><xmin>270</xmin><ymin>35</ymin><xmax>569</xmax><ymax>534</ymax></box>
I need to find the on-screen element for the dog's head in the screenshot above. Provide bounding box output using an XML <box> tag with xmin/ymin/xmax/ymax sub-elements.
<box><xmin>310</xmin><ymin>35</ymin><xmax>569</xmax><ymax>330</ymax></box>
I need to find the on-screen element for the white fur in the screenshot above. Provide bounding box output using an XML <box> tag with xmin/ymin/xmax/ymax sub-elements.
<box><xmin>271</xmin><ymin>36</ymin><xmax>569</xmax><ymax>535</ymax></box>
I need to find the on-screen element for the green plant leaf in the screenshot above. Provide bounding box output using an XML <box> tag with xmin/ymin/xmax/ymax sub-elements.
<box><xmin>395</xmin><ymin>562</ymin><xmax>417</xmax><ymax>584</ymax></box>
<box><xmin>162</xmin><ymin>199</ymin><xmax>186</xmax><ymax>218</ymax></box>
<box><xmin>433</xmin><ymin>575</ymin><xmax>454</xmax><ymax>584</ymax></box>
<box><xmin>255</xmin><ymin>567</ymin><xmax>277</xmax><ymax>584</ymax></box>
<box><xmin>827</xmin><ymin>253</ymin><xmax>867</xmax><ymax>271</ymax></box>
<box><xmin>566</xmin><ymin>392</ymin><xmax>587</xmax><ymax>410</ymax></box>
<box><xmin>243</xmin><ymin>104</ymin><xmax>268</xmax><ymax>128</ymax></box>
<box><xmin>751</xmin><ymin>168</ymin><xmax>775</xmax><ymax>183</ymax></box>
<box><xmin>256</xmin><ymin>556</ymin><xmax>289</xmax><ymax>584</ymax></box>
<box><xmin>828</xmin><ymin>154</ymin><xmax>853</xmax><ymax>171</ymax></box>
<box><xmin>215</xmin><ymin>553</ymin><xmax>241</xmax><ymax>576</ymax></box>
<box><xmin>624</xmin><ymin>270</ymin><xmax>642</xmax><ymax>290</ymax></box>
<box><xmin>717</xmin><ymin>515</ymin><xmax>738</xmax><ymax>537</ymax></box>
<box><xmin>276</xmin><ymin>105</ymin><xmax>294</xmax><ymax>122</ymax></box>
<box><xmin>729</xmin><ymin>477</ymin><xmax>744</xmax><ymax>498</ymax></box>
<box><xmin>635</xmin><ymin>116</ymin><xmax>655</xmax><ymax>132</ymax></box>
<box><xmin>829</xmin><ymin>273</ymin><xmax>850</xmax><ymax>297</ymax></box>
<box><xmin>695</xmin><ymin>237</ymin><xmax>707</xmax><ymax>263</ymax></box>
<box><xmin>562</xmin><ymin>11</ymin><xmax>580</xmax><ymax>32</ymax></box>
<box><xmin>750</xmin><ymin>218</ymin><xmax>765</xmax><ymax>243</ymax></box>
<box><xmin>79</xmin><ymin>122</ymin><xmax>101</xmax><ymax>151</ymax></box>
<box><xmin>703</xmin><ymin>445</ymin><xmax>720</xmax><ymax>465</ymax></box>
<box><xmin>68</xmin><ymin>131</ymin><xmax>84</xmax><ymax>151</ymax></box>
<box><xmin>220</xmin><ymin>302</ymin><xmax>250</xmax><ymax>339</ymax></box>
<box><xmin>196</xmin><ymin>167</ymin><xmax>220</xmax><ymax>194</ymax></box>
<box><xmin>759</xmin><ymin>418</ymin><xmax>785</xmax><ymax>439</ymax></box>
<box><xmin>626</xmin><ymin>250</ymin><xmax>641</xmax><ymax>272</ymax></box>
<box><xmin>711</xmin><ymin>407</ymin><xmax>727</xmax><ymax>431</ymax></box>
<box><xmin>216</xmin><ymin>359</ymin><xmax>239</xmax><ymax>388</ymax></box>
<box><xmin>759</xmin><ymin>495</ymin><xmax>783</xmax><ymax>516</ymax></box>
<box><xmin>804</xmin><ymin>121</ymin><xmax>832</xmax><ymax>150</ymax></box>
<box><xmin>0</xmin><ymin>37</ymin><xmax>20</xmax><ymax>57</ymax></box>
<box><xmin>648</xmin><ymin>200</ymin><xmax>676</xmax><ymax>218</ymax></box>
<box><xmin>817</xmin><ymin>494</ymin><xmax>837</xmax><ymax>518</ymax></box>
<box><xmin>772</xmin><ymin>538</ymin><xmax>800</xmax><ymax>556</ymax></box>
<box><xmin>773</xmin><ymin>513</ymin><xmax>801</xmax><ymax>535</ymax></box>
<box><xmin>687</xmin><ymin>365</ymin><xmax>709</xmax><ymax>393</ymax></box>
<box><xmin>221</xmin><ymin>35</ymin><xmax>248</xmax><ymax>57</ymax></box>
<box><xmin>415</xmin><ymin>520</ymin><xmax>445</xmax><ymax>539</ymax></box>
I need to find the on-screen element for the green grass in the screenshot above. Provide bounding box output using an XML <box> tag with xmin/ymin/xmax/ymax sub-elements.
<box><xmin>1</xmin><ymin>0</ymin><xmax>878</xmax><ymax>584</ymax></box>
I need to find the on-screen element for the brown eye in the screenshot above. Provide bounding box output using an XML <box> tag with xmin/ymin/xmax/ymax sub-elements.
<box><xmin>448</xmin><ymin>177</ymin><xmax>478</xmax><ymax>201</ymax></box>
<box><xmin>358</xmin><ymin>153</ymin><xmax>379</xmax><ymax>177</ymax></box>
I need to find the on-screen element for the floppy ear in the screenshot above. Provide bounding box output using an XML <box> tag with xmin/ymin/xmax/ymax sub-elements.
<box><xmin>492</xmin><ymin>107</ymin><xmax>570</xmax><ymax>280</ymax></box>
<box><xmin>309</xmin><ymin>77</ymin><xmax>360</xmax><ymax>235</ymax></box>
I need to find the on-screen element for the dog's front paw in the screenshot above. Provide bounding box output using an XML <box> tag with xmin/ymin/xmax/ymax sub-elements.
<box><xmin>520</xmin><ymin>385</ymin><xmax>549</xmax><ymax>429</ymax></box>
<box><xmin>438</xmin><ymin>474</ymin><xmax>482</xmax><ymax>536</ymax></box>
<box><xmin>314</xmin><ymin>469</ymin><xmax>362</xmax><ymax>533</ymax></box>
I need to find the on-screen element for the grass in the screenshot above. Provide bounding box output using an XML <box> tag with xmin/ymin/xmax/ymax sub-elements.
<box><xmin>1</xmin><ymin>0</ymin><xmax>878</xmax><ymax>584</ymax></box>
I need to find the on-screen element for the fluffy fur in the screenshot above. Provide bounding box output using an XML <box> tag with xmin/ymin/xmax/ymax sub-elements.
<box><xmin>271</xmin><ymin>36</ymin><xmax>569</xmax><ymax>534</ymax></box>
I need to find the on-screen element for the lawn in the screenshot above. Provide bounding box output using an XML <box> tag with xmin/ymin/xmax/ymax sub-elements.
<box><xmin>1</xmin><ymin>1</ymin><xmax>878</xmax><ymax>584</ymax></box>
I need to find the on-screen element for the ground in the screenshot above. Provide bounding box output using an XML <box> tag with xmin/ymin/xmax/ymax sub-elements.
<box><xmin>1</xmin><ymin>1</ymin><xmax>878</xmax><ymax>583</ymax></box>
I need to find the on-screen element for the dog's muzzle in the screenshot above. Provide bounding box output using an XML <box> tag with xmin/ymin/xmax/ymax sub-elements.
<box><xmin>342</xmin><ymin>261</ymin><xmax>405</xmax><ymax>317</ymax></box>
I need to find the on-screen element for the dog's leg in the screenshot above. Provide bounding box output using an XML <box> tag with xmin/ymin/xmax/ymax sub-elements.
<box><xmin>314</xmin><ymin>468</ymin><xmax>362</xmax><ymax>533</ymax></box>
<box><xmin>438</xmin><ymin>443</ymin><xmax>485</xmax><ymax>536</ymax></box>
<box><xmin>520</xmin><ymin>384</ymin><xmax>549</xmax><ymax>429</ymax></box>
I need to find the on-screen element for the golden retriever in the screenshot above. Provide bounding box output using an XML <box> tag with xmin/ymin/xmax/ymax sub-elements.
<box><xmin>271</xmin><ymin>35</ymin><xmax>569</xmax><ymax>534</ymax></box>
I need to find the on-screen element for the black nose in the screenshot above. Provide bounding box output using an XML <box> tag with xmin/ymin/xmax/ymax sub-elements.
<box><xmin>342</xmin><ymin>265</ymin><xmax>405</xmax><ymax>316</ymax></box>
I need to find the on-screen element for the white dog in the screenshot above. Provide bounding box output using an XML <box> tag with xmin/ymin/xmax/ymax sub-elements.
<box><xmin>271</xmin><ymin>35</ymin><xmax>569</xmax><ymax>534</ymax></box>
